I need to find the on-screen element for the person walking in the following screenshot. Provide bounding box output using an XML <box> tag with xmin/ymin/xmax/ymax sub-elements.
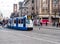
<box><xmin>2</xmin><ymin>19</ymin><xmax>5</xmax><ymax>27</ymax></box>
<box><xmin>39</xmin><ymin>22</ymin><xmax>42</xmax><ymax>30</ymax></box>
<box><xmin>46</xmin><ymin>22</ymin><xmax>47</xmax><ymax>26</ymax></box>
<box><xmin>56</xmin><ymin>22</ymin><xmax>58</xmax><ymax>27</ymax></box>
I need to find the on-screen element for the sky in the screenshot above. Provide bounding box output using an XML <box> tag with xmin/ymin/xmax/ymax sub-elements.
<box><xmin>0</xmin><ymin>0</ymin><xmax>24</xmax><ymax>18</ymax></box>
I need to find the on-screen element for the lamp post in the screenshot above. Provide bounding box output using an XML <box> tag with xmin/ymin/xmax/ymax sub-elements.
<box><xmin>49</xmin><ymin>0</ymin><xmax>52</xmax><ymax>23</ymax></box>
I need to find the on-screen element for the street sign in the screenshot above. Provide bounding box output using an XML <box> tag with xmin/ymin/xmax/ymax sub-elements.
<box><xmin>27</xmin><ymin>15</ymin><xmax>32</xmax><ymax>19</ymax></box>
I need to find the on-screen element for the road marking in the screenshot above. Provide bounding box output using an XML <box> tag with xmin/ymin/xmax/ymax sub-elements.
<box><xmin>0</xmin><ymin>30</ymin><xmax>10</xmax><ymax>32</ymax></box>
<box><xmin>30</xmin><ymin>32</ymin><xmax>60</xmax><ymax>42</ymax></box>
<box><xmin>31</xmin><ymin>31</ymin><xmax>59</xmax><ymax>37</ymax></box>
<box><xmin>16</xmin><ymin>33</ymin><xmax>60</xmax><ymax>44</ymax></box>
<box><xmin>0</xmin><ymin>28</ymin><xmax>60</xmax><ymax>44</ymax></box>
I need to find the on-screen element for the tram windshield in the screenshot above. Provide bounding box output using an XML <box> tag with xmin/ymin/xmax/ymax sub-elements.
<box><xmin>26</xmin><ymin>19</ymin><xmax>30</xmax><ymax>24</ymax></box>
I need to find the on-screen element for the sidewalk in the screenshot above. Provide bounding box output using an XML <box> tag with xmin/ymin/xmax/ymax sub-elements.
<box><xmin>41</xmin><ymin>26</ymin><xmax>60</xmax><ymax>30</ymax></box>
<box><xmin>34</xmin><ymin>25</ymin><xmax>60</xmax><ymax>30</ymax></box>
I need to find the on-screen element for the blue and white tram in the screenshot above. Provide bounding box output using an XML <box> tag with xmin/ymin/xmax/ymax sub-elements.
<box><xmin>7</xmin><ymin>17</ymin><xmax>33</xmax><ymax>31</ymax></box>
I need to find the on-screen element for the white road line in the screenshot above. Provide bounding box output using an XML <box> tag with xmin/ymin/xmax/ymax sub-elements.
<box><xmin>17</xmin><ymin>33</ymin><xmax>60</xmax><ymax>44</ymax></box>
<box><xmin>0</xmin><ymin>30</ymin><xmax>12</xmax><ymax>32</ymax></box>
<box><xmin>31</xmin><ymin>31</ymin><xmax>59</xmax><ymax>37</ymax></box>
<box><xmin>30</xmin><ymin>32</ymin><xmax>60</xmax><ymax>41</ymax></box>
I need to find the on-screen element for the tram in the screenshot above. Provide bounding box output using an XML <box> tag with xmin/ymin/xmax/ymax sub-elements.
<box><xmin>7</xmin><ymin>16</ymin><xmax>33</xmax><ymax>31</ymax></box>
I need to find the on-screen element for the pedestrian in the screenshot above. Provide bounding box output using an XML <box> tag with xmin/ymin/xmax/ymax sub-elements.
<box><xmin>39</xmin><ymin>25</ymin><xmax>41</xmax><ymax>30</ymax></box>
<box><xmin>46</xmin><ymin>22</ymin><xmax>47</xmax><ymax>26</ymax></box>
<box><xmin>53</xmin><ymin>22</ymin><xmax>55</xmax><ymax>26</ymax></box>
<box><xmin>40</xmin><ymin>22</ymin><xmax>42</xmax><ymax>26</ymax></box>
<box><xmin>55</xmin><ymin>22</ymin><xmax>58</xmax><ymax>27</ymax></box>
<box><xmin>57</xmin><ymin>23</ymin><xmax>58</xmax><ymax>27</ymax></box>
<box><xmin>56</xmin><ymin>22</ymin><xmax>59</xmax><ymax>27</ymax></box>
<box><xmin>2</xmin><ymin>19</ymin><xmax>5</xmax><ymax>27</ymax></box>
<box><xmin>39</xmin><ymin>22</ymin><xmax>41</xmax><ymax>30</ymax></box>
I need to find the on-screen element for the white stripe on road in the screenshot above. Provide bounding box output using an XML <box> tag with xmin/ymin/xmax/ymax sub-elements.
<box><xmin>0</xmin><ymin>30</ymin><xmax>60</xmax><ymax>44</ymax></box>
<box><xmin>17</xmin><ymin>33</ymin><xmax>60</xmax><ymax>44</ymax></box>
<box><xmin>31</xmin><ymin>31</ymin><xmax>59</xmax><ymax>38</ymax></box>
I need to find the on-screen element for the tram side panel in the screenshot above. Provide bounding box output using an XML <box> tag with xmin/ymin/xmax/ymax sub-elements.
<box><xmin>7</xmin><ymin>17</ymin><xmax>33</xmax><ymax>31</ymax></box>
<box><xmin>17</xmin><ymin>18</ymin><xmax>27</xmax><ymax>30</ymax></box>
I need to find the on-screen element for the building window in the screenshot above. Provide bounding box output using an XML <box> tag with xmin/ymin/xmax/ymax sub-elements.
<box><xmin>32</xmin><ymin>7</ymin><xmax>34</xmax><ymax>10</ymax></box>
<box><xmin>52</xmin><ymin>0</ymin><xmax>59</xmax><ymax>7</ymax></box>
<box><xmin>32</xmin><ymin>0</ymin><xmax>34</xmax><ymax>3</ymax></box>
<box><xmin>52</xmin><ymin>0</ymin><xmax>59</xmax><ymax>14</ymax></box>
<box><xmin>27</xmin><ymin>11</ymin><xmax>28</xmax><ymax>14</ymax></box>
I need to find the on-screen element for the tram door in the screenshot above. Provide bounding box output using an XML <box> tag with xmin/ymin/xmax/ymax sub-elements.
<box><xmin>18</xmin><ymin>18</ymin><xmax>26</xmax><ymax>27</ymax></box>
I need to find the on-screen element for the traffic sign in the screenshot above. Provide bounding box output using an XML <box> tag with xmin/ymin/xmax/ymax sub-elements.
<box><xmin>27</xmin><ymin>15</ymin><xmax>32</xmax><ymax>19</ymax></box>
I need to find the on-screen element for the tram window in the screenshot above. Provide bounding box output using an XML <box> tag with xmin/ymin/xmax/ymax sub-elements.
<box><xmin>9</xmin><ymin>20</ymin><xmax>10</xmax><ymax>23</ymax></box>
<box><xmin>18</xmin><ymin>20</ymin><xmax>20</xmax><ymax>23</ymax></box>
<box><xmin>21</xmin><ymin>19</ymin><xmax>23</xmax><ymax>23</ymax></box>
<box><xmin>18</xmin><ymin>19</ymin><xmax>23</xmax><ymax>24</ymax></box>
<box><xmin>26</xmin><ymin>20</ymin><xmax>30</xmax><ymax>24</ymax></box>
<box><xmin>10</xmin><ymin>20</ymin><xmax>11</xmax><ymax>24</ymax></box>
<box><xmin>14</xmin><ymin>20</ymin><xmax>16</xmax><ymax>23</ymax></box>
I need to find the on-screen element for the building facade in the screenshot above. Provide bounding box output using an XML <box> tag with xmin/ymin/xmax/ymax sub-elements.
<box><xmin>10</xmin><ymin>4</ymin><xmax>19</xmax><ymax>18</ymax></box>
<box><xmin>23</xmin><ymin>0</ymin><xmax>37</xmax><ymax>18</ymax></box>
<box><xmin>38</xmin><ymin>0</ymin><xmax>60</xmax><ymax>22</ymax></box>
<box><xmin>13</xmin><ymin>4</ymin><xmax>18</xmax><ymax>12</ymax></box>
<box><xmin>21</xmin><ymin>0</ymin><xmax>60</xmax><ymax>22</ymax></box>
<box><xmin>23</xmin><ymin>0</ymin><xmax>51</xmax><ymax>18</ymax></box>
<box><xmin>34</xmin><ymin>0</ymin><xmax>60</xmax><ymax>22</ymax></box>
<box><xmin>19</xmin><ymin>2</ymin><xmax>23</xmax><ymax>17</ymax></box>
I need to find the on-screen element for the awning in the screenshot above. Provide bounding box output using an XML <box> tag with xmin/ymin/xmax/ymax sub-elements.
<box><xmin>38</xmin><ymin>15</ymin><xmax>60</xmax><ymax>18</ymax></box>
<box><xmin>38</xmin><ymin>15</ymin><xmax>54</xmax><ymax>17</ymax></box>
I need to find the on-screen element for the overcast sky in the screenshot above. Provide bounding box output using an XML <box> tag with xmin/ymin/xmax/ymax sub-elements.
<box><xmin>0</xmin><ymin>0</ymin><xmax>24</xmax><ymax>18</ymax></box>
